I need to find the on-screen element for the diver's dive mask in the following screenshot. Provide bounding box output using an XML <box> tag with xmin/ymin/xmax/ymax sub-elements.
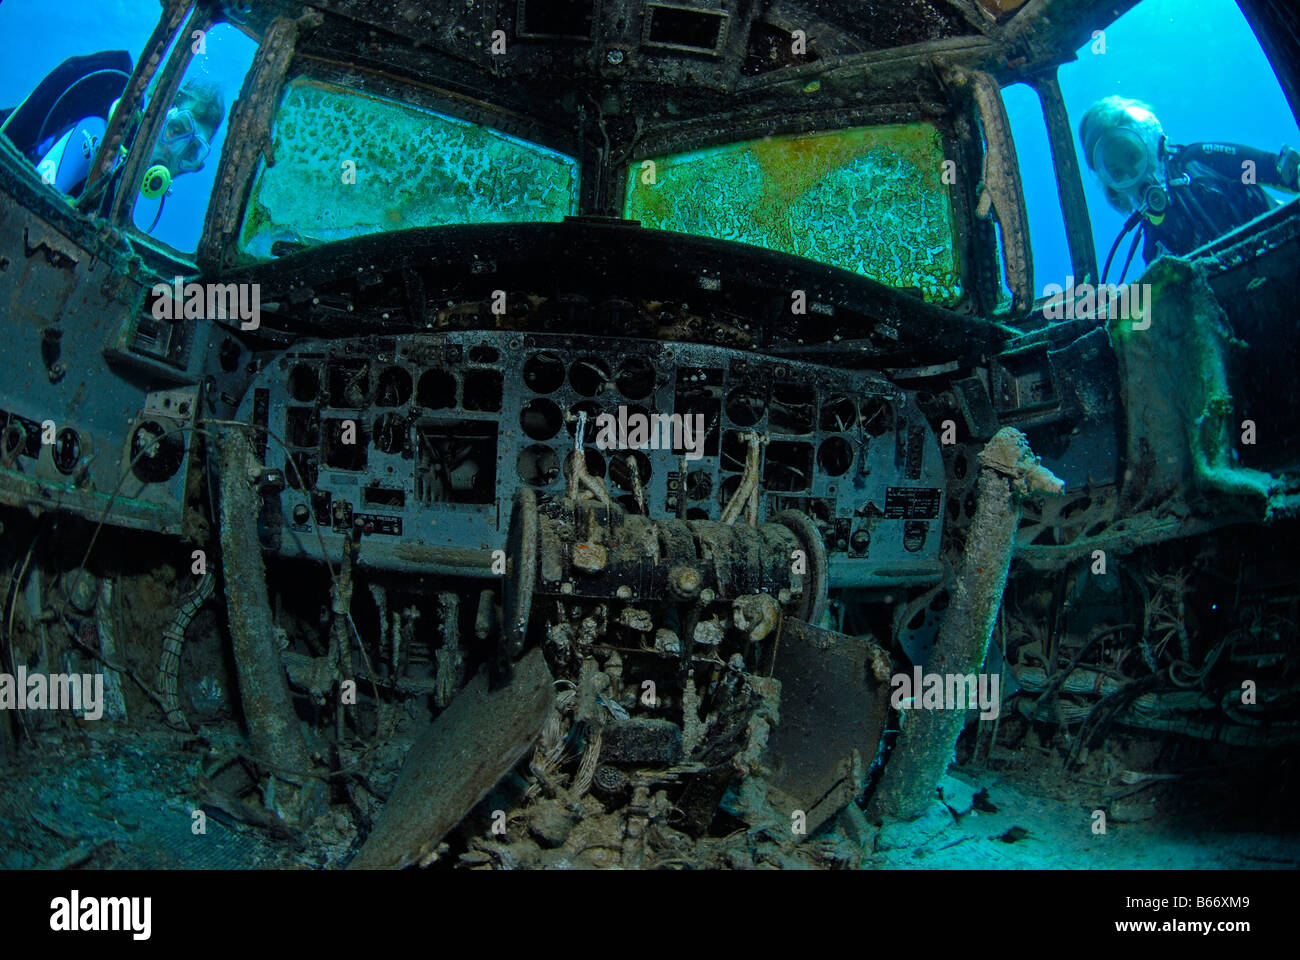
<box><xmin>1093</xmin><ymin>124</ymin><xmax>1172</xmax><ymax>222</ymax></box>
<box><xmin>156</xmin><ymin>107</ymin><xmax>210</xmax><ymax>173</ymax></box>
<box><xmin>1092</xmin><ymin>126</ymin><xmax>1162</xmax><ymax>193</ymax></box>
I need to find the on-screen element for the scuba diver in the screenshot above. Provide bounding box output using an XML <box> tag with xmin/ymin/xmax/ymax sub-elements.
<box><xmin>136</xmin><ymin>77</ymin><xmax>225</xmax><ymax>228</ymax></box>
<box><xmin>1079</xmin><ymin>95</ymin><xmax>1300</xmax><ymax>284</ymax></box>
<box><xmin>0</xmin><ymin>51</ymin><xmax>224</xmax><ymax>227</ymax></box>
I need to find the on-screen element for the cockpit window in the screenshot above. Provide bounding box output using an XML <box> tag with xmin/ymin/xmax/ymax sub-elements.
<box><xmin>238</xmin><ymin>78</ymin><xmax>580</xmax><ymax>259</ymax></box>
<box><xmin>622</xmin><ymin>123</ymin><xmax>961</xmax><ymax>303</ymax></box>
<box><xmin>1001</xmin><ymin>82</ymin><xmax>1071</xmax><ymax>299</ymax></box>
<box><xmin>132</xmin><ymin>22</ymin><xmax>259</xmax><ymax>255</ymax></box>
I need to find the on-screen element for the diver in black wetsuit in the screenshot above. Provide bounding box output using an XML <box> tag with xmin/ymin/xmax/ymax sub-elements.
<box><xmin>1079</xmin><ymin>96</ymin><xmax>1300</xmax><ymax>283</ymax></box>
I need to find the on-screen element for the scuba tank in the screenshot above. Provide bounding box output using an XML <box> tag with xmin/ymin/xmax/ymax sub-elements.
<box><xmin>34</xmin><ymin>115</ymin><xmax>105</xmax><ymax>193</ymax></box>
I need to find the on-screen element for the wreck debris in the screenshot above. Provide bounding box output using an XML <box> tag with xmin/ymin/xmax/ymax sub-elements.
<box><xmin>503</xmin><ymin>488</ymin><xmax>539</xmax><ymax>659</ymax></box>
<box><xmin>570</xmin><ymin>656</ymin><xmax>606</xmax><ymax>802</ymax></box>
<box><xmin>474</xmin><ymin>589</ymin><xmax>494</xmax><ymax>642</ymax></box>
<box><xmin>156</xmin><ymin>571</ymin><xmax>215</xmax><ymax>731</ymax></box>
<box><xmin>349</xmin><ymin>648</ymin><xmax>554</xmax><ymax>869</ymax></box>
<box><xmin>1110</xmin><ymin>258</ymin><xmax>1279</xmax><ymax>518</ymax></box>
<box><xmin>681</xmin><ymin>672</ymin><xmax>705</xmax><ymax>756</ymax></box>
<box><xmin>368</xmin><ymin>584</ymin><xmax>389</xmax><ymax>677</ymax></box>
<box><xmin>329</xmin><ymin>532</ymin><xmax>358</xmax><ymax>741</ymax></box>
<box><xmin>486</xmin><ymin>439</ymin><xmax>854</xmax><ymax>853</ymax></box>
<box><xmin>509</xmin><ymin>497</ymin><xmax>827</xmax><ymax>628</ymax></box>
<box><xmin>93</xmin><ymin>581</ymin><xmax>128</xmax><ymax>721</ymax></box>
<box><xmin>621</xmin><ymin>780</ymin><xmax>653</xmax><ymax>869</ymax></box>
<box><xmin>869</xmin><ymin>428</ymin><xmax>1063</xmax><ymax>823</ymax></box>
<box><xmin>720</xmin><ymin>432</ymin><xmax>763</xmax><ymax>525</ymax></box>
<box><xmin>0</xmin><ymin>0</ymin><xmax>1297</xmax><ymax>878</ymax></box>
<box><xmin>218</xmin><ymin>429</ymin><xmax>322</xmax><ymax>826</ymax></box>
<box><xmin>433</xmin><ymin>592</ymin><xmax>464</xmax><ymax>710</ymax></box>
<box><xmin>763</xmin><ymin>618</ymin><xmax>892</xmax><ymax>837</ymax></box>
<box><xmin>527</xmin><ymin>679</ymin><xmax>578</xmax><ymax>798</ymax></box>
<box><xmin>733</xmin><ymin>593</ymin><xmax>781</xmax><ymax>643</ymax></box>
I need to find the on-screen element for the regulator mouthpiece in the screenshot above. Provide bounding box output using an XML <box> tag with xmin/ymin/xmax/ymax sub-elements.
<box><xmin>141</xmin><ymin>164</ymin><xmax>171</xmax><ymax>200</ymax></box>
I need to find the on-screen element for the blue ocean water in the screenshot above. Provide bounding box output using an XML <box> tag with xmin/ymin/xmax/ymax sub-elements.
<box><xmin>1005</xmin><ymin>0</ymin><xmax>1300</xmax><ymax>296</ymax></box>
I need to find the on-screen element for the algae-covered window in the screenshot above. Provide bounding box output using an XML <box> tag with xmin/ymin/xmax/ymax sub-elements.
<box><xmin>622</xmin><ymin>124</ymin><xmax>961</xmax><ymax>302</ymax></box>
<box><xmin>239</xmin><ymin>79</ymin><xmax>580</xmax><ymax>258</ymax></box>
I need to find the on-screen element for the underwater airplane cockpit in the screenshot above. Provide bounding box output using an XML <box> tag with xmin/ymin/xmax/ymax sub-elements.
<box><xmin>1</xmin><ymin>0</ymin><xmax>1299</xmax><ymax>874</ymax></box>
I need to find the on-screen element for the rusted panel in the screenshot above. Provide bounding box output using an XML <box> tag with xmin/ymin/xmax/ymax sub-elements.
<box><xmin>763</xmin><ymin>618</ymin><xmax>892</xmax><ymax>836</ymax></box>
<box><xmin>0</xmin><ymin>183</ymin><xmax>192</xmax><ymax>535</ymax></box>
<box><xmin>349</xmin><ymin>648</ymin><xmax>554</xmax><ymax>869</ymax></box>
